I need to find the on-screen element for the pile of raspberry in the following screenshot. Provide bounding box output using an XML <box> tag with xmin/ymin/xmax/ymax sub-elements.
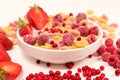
<box><xmin>97</xmin><ymin>38</ymin><xmax>120</xmax><ymax>76</ymax></box>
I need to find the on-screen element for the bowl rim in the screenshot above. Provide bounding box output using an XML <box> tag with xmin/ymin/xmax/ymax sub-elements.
<box><xmin>16</xmin><ymin>21</ymin><xmax>103</xmax><ymax>53</ymax></box>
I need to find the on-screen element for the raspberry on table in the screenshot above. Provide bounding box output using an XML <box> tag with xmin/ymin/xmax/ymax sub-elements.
<box><xmin>107</xmin><ymin>54</ymin><xmax>119</xmax><ymax>67</ymax></box>
<box><xmin>105</xmin><ymin>38</ymin><xmax>114</xmax><ymax>47</ymax></box>
<box><xmin>101</xmin><ymin>51</ymin><xmax>111</xmax><ymax>62</ymax></box>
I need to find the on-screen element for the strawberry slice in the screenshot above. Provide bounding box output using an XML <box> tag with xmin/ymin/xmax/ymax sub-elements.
<box><xmin>27</xmin><ymin>4</ymin><xmax>48</xmax><ymax>30</ymax></box>
<box><xmin>0</xmin><ymin>44</ymin><xmax>11</xmax><ymax>62</ymax></box>
<box><xmin>0</xmin><ymin>61</ymin><xmax>22</xmax><ymax>80</ymax></box>
<box><xmin>19</xmin><ymin>18</ymin><xmax>33</xmax><ymax>36</ymax></box>
<box><xmin>0</xmin><ymin>33</ymin><xmax>13</xmax><ymax>50</ymax></box>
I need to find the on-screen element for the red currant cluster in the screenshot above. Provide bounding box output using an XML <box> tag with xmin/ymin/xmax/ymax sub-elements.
<box><xmin>26</xmin><ymin>65</ymin><xmax>109</xmax><ymax>80</ymax></box>
<box><xmin>97</xmin><ymin>38</ymin><xmax>120</xmax><ymax>76</ymax></box>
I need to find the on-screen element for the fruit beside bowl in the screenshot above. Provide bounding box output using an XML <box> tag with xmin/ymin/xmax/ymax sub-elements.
<box><xmin>17</xmin><ymin>5</ymin><xmax>103</xmax><ymax>64</ymax></box>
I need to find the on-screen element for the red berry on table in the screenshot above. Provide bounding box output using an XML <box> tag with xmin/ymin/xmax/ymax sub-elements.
<box><xmin>101</xmin><ymin>51</ymin><xmax>111</xmax><ymax>62</ymax></box>
<box><xmin>107</xmin><ymin>54</ymin><xmax>119</xmax><ymax>67</ymax></box>
<box><xmin>106</xmin><ymin>45</ymin><xmax>116</xmax><ymax>54</ymax></box>
<box><xmin>96</xmin><ymin>45</ymin><xmax>106</xmax><ymax>55</ymax></box>
<box><xmin>114</xmin><ymin>49</ymin><xmax>120</xmax><ymax>59</ymax></box>
<box><xmin>27</xmin><ymin>4</ymin><xmax>48</xmax><ymax>30</ymax></box>
<box><xmin>116</xmin><ymin>38</ymin><xmax>120</xmax><ymax>48</ymax></box>
<box><xmin>115</xmin><ymin>69</ymin><xmax>120</xmax><ymax>76</ymax></box>
<box><xmin>116</xmin><ymin>60</ymin><xmax>120</xmax><ymax>69</ymax></box>
<box><xmin>105</xmin><ymin>38</ymin><xmax>113</xmax><ymax>47</ymax></box>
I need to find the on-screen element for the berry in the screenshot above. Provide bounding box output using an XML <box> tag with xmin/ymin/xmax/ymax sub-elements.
<box><xmin>53</xmin><ymin>14</ymin><xmax>63</xmax><ymax>22</ymax></box>
<box><xmin>114</xmin><ymin>49</ymin><xmax>120</xmax><ymax>59</ymax></box>
<box><xmin>52</xmin><ymin>20</ymin><xmax>61</xmax><ymax>27</ymax></box>
<box><xmin>116</xmin><ymin>60</ymin><xmax>120</xmax><ymax>69</ymax></box>
<box><xmin>76</xmin><ymin>36</ymin><xmax>81</xmax><ymax>41</ymax></box>
<box><xmin>105</xmin><ymin>38</ymin><xmax>113</xmax><ymax>47</ymax></box>
<box><xmin>116</xmin><ymin>38</ymin><xmax>120</xmax><ymax>48</ymax></box>
<box><xmin>96</xmin><ymin>45</ymin><xmax>106</xmax><ymax>55</ymax></box>
<box><xmin>76</xmin><ymin>12</ymin><xmax>87</xmax><ymax>23</ymax></box>
<box><xmin>78</xmin><ymin>26</ymin><xmax>89</xmax><ymax>37</ymax></box>
<box><xmin>23</xmin><ymin>34</ymin><xmax>37</xmax><ymax>45</ymax></box>
<box><xmin>115</xmin><ymin>69</ymin><xmax>120</xmax><ymax>76</ymax></box>
<box><xmin>62</xmin><ymin>33</ymin><xmax>75</xmax><ymax>46</ymax></box>
<box><xmin>101</xmin><ymin>51</ymin><xmax>111</xmax><ymax>62</ymax></box>
<box><xmin>89</xmin><ymin>26</ymin><xmax>99</xmax><ymax>35</ymax></box>
<box><xmin>37</xmin><ymin>34</ymin><xmax>49</xmax><ymax>45</ymax></box>
<box><xmin>107</xmin><ymin>54</ymin><xmax>119</xmax><ymax>67</ymax></box>
<box><xmin>106</xmin><ymin>45</ymin><xmax>116</xmax><ymax>54</ymax></box>
<box><xmin>65</xmin><ymin>62</ymin><xmax>74</xmax><ymax>69</ymax></box>
<box><xmin>87</xmin><ymin>34</ymin><xmax>96</xmax><ymax>44</ymax></box>
<box><xmin>100</xmin><ymin>66</ymin><xmax>105</xmax><ymax>71</ymax></box>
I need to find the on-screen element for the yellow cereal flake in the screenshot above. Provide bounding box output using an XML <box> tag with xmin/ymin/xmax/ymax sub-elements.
<box><xmin>97</xmin><ymin>17</ymin><xmax>107</xmax><ymax>24</ymax></box>
<box><xmin>107</xmin><ymin>26</ymin><xmax>116</xmax><ymax>32</ymax></box>
<box><xmin>53</xmin><ymin>35</ymin><xmax>62</xmax><ymax>41</ymax></box>
<box><xmin>74</xmin><ymin>39</ymin><xmax>89</xmax><ymax>48</ymax></box>
<box><xmin>11</xmin><ymin>38</ymin><xmax>18</xmax><ymax>45</ymax></box>
<box><xmin>48</xmin><ymin>15</ymin><xmax>53</xmax><ymax>20</ymax></box>
<box><xmin>40</xmin><ymin>43</ymin><xmax>52</xmax><ymax>49</ymax></box>
<box><xmin>86</xmin><ymin>10</ymin><xmax>94</xmax><ymax>14</ymax></box>
<box><xmin>70</xmin><ymin>30</ymin><xmax>80</xmax><ymax>36</ymax></box>
<box><xmin>106</xmin><ymin>32</ymin><xmax>115</xmax><ymax>39</ymax></box>
<box><xmin>90</xmin><ymin>15</ymin><xmax>98</xmax><ymax>21</ymax></box>
<box><xmin>60</xmin><ymin>12</ymin><xmax>68</xmax><ymax>18</ymax></box>
<box><xmin>98</xmin><ymin>23</ymin><xmax>108</xmax><ymax>30</ymax></box>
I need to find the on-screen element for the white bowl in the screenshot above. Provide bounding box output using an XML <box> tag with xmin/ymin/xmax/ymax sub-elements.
<box><xmin>17</xmin><ymin>23</ymin><xmax>103</xmax><ymax>64</ymax></box>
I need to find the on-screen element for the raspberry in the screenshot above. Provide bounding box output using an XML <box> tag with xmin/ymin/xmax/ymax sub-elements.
<box><xmin>101</xmin><ymin>51</ymin><xmax>111</xmax><ymax>62</ymax></box>
<box><xmin>116</xmin><ymin>38</ymin><xmax>120</xmax><ymax>48</ymax></box>
<box><xmin>89</xmin><ymin>26</ymin><xmax>99</xmax><ymax>35</ymax></box>
<box><xmin>107</xmin><ymin>54</ymin><xmax>119</xmax><ymax>67</ymax></box>
<box><xmin>96</xmin><ymin>45</ymin><xmax>106</xmax><ymax>55</ymax></box>
<box><xmin>52</xmin><ymin>20</ymin><xmax>61</xmax><ymax>27</ymax></box>
<box><xmin>105</xmin><ymin>38</ymin><xmax>113</xmax><ymax>47</ymax></box>
<box><xmin>37</xmin><ymin>34</ymin><xmax>49</xmax><ymax>45</ymax></box>
<box><xmin>53</xmin><ymin>14</ymin><xmax>63</xmax><ymax>22</ymax></box>
<box><xmin>116</xmin><ymin>60</ymin><xmax>120</xmax><ymax>69</ymax></box>
<box><xmin>76</xmin><ymin>12</ymin><xmax>87</xmax><ymax>23</ymax></box>
<box><xmin>106</xmin><ymin>46</ymin><xmax>116</xmax><ymax>54</ymax></box>
<box><xmin>71</xmin><ymin>23</ymin><xmax>79</xmax><ymax>29</ymax></box>
<box><xmin>87</xmin><ymin>34</ymin><xmax>96</xmax><ymax>44</ymax></box>
<box><xmin>78</xmin><ymin>26</ymin><xmax>89</xmax><ymax>37</ymax></box>
<box><xmin>23</xmin><ymin>34</ymin><xmax>37</xmax><ymax>45</ymax></box>
<box><xmin>62</xmin><ymin>33</ymin><xmax>75</xmax><ymax>46</ymax></box>
<box><xmin>115</xmin><ymin>69</ymin><xmax>120</xmax><ymax>76</ymax></box>
<box><xmin>114</xmin><ymin>49</ymin><xmax>120</xmax><ymax>59</ymax></box>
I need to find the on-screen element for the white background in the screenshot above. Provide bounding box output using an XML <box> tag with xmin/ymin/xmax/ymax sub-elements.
<box><xmin>0</xmin><ymin>0</ymin><xmax>120</xmax><ymax>80</ymax></box>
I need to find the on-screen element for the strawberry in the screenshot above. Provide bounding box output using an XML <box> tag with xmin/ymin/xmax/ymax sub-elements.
<box><xmin>19</xmin><ymin>18</ymin><xmax>33</xmax><ymax>36</ymax></box>
<box><xmin>0</xmin><ymin>44</ymin><xmax>11</xmax><ymax>62</ymax></box>
<box><xmin>0</xmin><ymin>61</ymin><xmax>22</xmax><ymax>80</ymax></box>
<box><xmin>26</xmin><ymin>4</ymin><xmax>48</xmax><ymax>30</ymax></box>
<box><xmin>0</xmin><ymin>33</ymin><xmax>13</xmax><ymax>50</ymax></box>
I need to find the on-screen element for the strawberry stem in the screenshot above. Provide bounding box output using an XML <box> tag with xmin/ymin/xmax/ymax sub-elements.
<box><xmin>0</xmin><ymin>68</ymin><xmax>9</xmax><ymax>80</ymax></box>
<box><xmin>19</xmin><ymin>17</ymin><xmax>26</xmax><ymax>28</ymax></box>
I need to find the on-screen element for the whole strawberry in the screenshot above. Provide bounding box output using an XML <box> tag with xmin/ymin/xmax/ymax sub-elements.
<box><xmin>27</xmin><ymin>4</ymin><xmax>49</xmax><ymax>30</ymax></box>
<box><xmin>19</xmin><ymin>18</ymin><xmax>33</xmax><ymax>36</ymax></box>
